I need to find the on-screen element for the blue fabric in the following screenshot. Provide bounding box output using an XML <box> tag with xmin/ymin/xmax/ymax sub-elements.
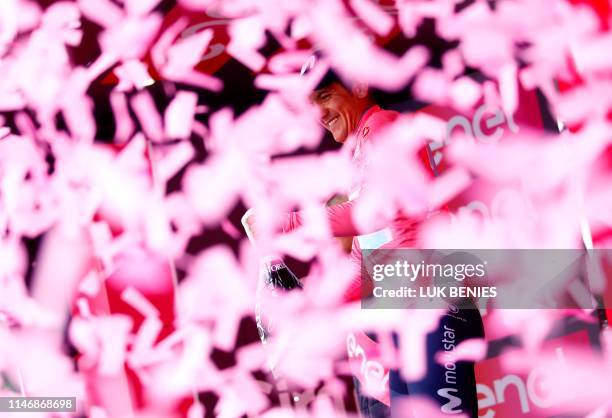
<box><xmin>356</xmin><ymin>307</ymin><xmax>484</xmax><ymax>418</ymax></box>
<box><xmin>354</xmin><ymin>378</ymin><xmax>391</xmax><ymax>418</ymax></box>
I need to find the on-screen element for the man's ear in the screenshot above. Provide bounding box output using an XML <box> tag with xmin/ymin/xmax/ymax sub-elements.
<box><xmin>352</xmin><ymin>83</ymin><xmax>369</xmax><ymax>99</ymax></box>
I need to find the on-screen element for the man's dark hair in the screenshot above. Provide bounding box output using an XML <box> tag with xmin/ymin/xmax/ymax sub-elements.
<box><xmin>311</xmin><ymin>63</ymin><xmax>425</xmax><ymax>112</ymax></box>
<box><xmin>315</xmin><ymin>69</ymin><xmax>344</xmax><ymax>91</ymax></box>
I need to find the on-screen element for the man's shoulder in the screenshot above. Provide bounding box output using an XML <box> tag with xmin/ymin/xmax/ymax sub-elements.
<box><xmin>361</xmin><ymin>107</ymin><xmax>399</xmax><ymax>139</ymax></box>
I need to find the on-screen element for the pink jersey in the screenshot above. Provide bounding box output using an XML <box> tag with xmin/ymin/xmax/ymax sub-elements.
<box><xmin>283</xmin><ymin>106</ymin><xmax>422</xmax><ymax>301</ymax></box>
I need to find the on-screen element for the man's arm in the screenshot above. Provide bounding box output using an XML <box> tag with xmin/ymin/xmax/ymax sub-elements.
<box><xmin>327</xmin><ymin>194</ymin><xmax>354</xmax><ymax>253</ymax></box>
<box><xmin>283</xmin><ymin>198</ymin><xmax>390</xmax><ymax>237</ymax></box>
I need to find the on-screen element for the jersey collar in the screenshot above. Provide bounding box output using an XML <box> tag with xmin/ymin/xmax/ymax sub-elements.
<box><xmin>355</xmin><ymin>105</ymin><xmax>381</xmax><ymax>139</ymax></box>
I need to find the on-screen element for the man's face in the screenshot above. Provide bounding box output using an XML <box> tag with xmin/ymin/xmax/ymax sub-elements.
<box><xmin>310</xmin><ymin>82</ymin><xmax>367</xmax><ymax>143</ymax></box>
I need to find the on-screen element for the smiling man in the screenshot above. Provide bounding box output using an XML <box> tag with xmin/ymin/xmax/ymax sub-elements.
<box><xmin>246</xmin><ymin>59</ymin><xmax>482</xmax><ymax>418</ymax></box>
<box><xmin>282</xmin><ymin>66</ymin><xmax>484</xmax><ymax>418</ymax></box>
<box><xmin>310</xmin><ymin>80</ymin><xmax>373</xmax><ymax>143</ymax></box>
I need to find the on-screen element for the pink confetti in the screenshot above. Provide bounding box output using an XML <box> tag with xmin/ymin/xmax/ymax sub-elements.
<box><xmin>309</xmin><ymin>0</ymin><xmax>429</xmax><ymax>90</ymax></box>
<box><xmin>120</xmin><ymin>286</ymin><xmax>160</xmax><ymax>318</ymax></box>
<box><xmin>97</xmin><ymin>315</ymin><xmax>133</xmax><ymax>376</ymax></box>
<box><xmin>449</xmin><ymin>76</ymin><xmax>482</xmax><ymax>112</ymax></box>
<box><xmin>110</xmin><ymin>91</ymin><xmax>136</xmax><ymax>142</ymax></box>
<box><xmin>152</xmin><ymin>142</ymin><xmax>195</xmax><ymax>184</ymax></box>
<box><xmin>187</xmin><ymin>401</ymin><xmax>205</xmax><ymax>418</ymax></box>
<box><xmin>78</xmin><ymin>271</ymin><xmax>102</xmax><ymax>297</ymax></box>
<box><xmin>1</xmin><ymin>0</ymin><xmax>612</xmax><ymax>416</ymax></box>
<box><xmin>99</xmin><ymin>13</ymin><xmax>163</xmax><ymax>61</ymax></box>
<box><xmin>164</xmin><ymin>91</ymin><xmax>198</xmax><ymax>140</ymax></box>
<box><xmin>77</xmin><ymin>0</ymin><xmax>123</xmax><ymax>28</ymax></box>
<box><xmin>221</xmin><ymin>219</ymin><xmax>242</xmax><ymax>240</ymax></box>
<box><xmin>0</xmin><ymin>0</ymin><xmax>18</xmax><ymax>50</ymax></box>
<box><xmin>155</xmin><ymin>26</ymin><xmax>223</xmax><ymax>91</ymax></box>
<box><xmin>227</xmin><ymin>17</ymin><xmax>267</xmax><ymax>72</ymax></box>
<box><xmin>267</xmin><ymin>50</ymin><xmax>313</xmax><ymax>74</ymax></box>
<box><xmin>349</xmin><ymin>0</ymin><xmax>395</xmax><ymax>37</ymax></box>
<box><xmin>115</xmin><ymin>59</ymin><xmax>155</xmax><ymax>91</ymax></box>
<box><xmin>436</xmin><ymin>338</ymin><xmax>487</xmax><ymax>364</ymax></box>
<box><xmin>124</xmin><ymin>0</ymin><xmax>162</xmax><ymax>17</ymax></box>
<box><xmin>131</xmin><ymin>315</ymin><xmax>163</xmax><ymax>355</ymax></box>
<box><xmin>131</xmin><ymin>91</ymin><xmax>164</xmax><ymax>142</ymax></box>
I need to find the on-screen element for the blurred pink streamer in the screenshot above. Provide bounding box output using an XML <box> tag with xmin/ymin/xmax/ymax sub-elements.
<box><xmin>153</xmin><ymin>26</ymin><xmax>223</xmax><ymax>91</ymax></box>
<box><xmin>1</xmin><ymin>0</ymin><xmax>612</xmax><ymax>416</ymax></box>
<box><xmin>349</xmin><ymin>0</ymin><xmax>395</xmax><ymax>37</ymax></box>
<box><xmin>164</xmin><ymin>91</ymin><xmax>198</xmax><ymax>140</ymax></box>
<box><xmin>309</xmin><ymin>0</ymin><xmax>429</xmax><ymax>90</ymax></box>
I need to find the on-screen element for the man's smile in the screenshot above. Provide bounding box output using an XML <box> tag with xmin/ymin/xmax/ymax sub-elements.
<box><xmin>324</xmin><ymin>115</ymin><xmax>340</xmax><ymax>130</ymax></box>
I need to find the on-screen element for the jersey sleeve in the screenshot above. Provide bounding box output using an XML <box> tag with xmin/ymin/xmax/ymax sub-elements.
<box><xmin>282</xmin><ymin>200</ymin><xmax>360</xmax><ymax>237</ymax></box>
